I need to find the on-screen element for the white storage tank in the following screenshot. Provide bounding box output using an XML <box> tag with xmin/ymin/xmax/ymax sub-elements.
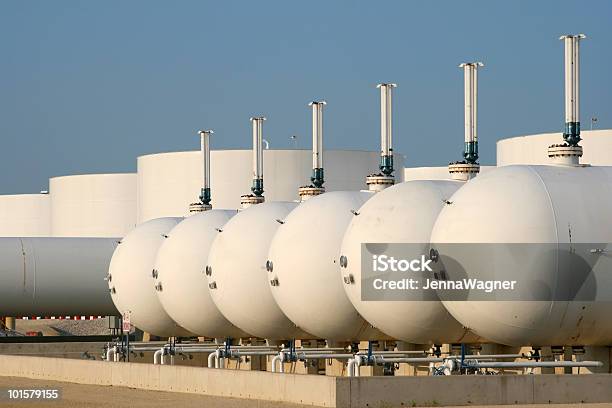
<box><xmin>497</xmin><ymin>130</ymin><xmax>612</xmax><ymax>166</ymax></box>
<box><xmin>207</xmin><ymin>201</ymin><xmax>313</xmax><ymax>340</ymax></box>
<box><xmin>339</xmin><ymin>180</ymin><xmax>480</xmax><ymax>344</ymax></box>
<box><xmin>0</xmin><ymin>237</ymin><xmax>118</xmax><ymax>315</ymax></box>
<box><xmin>0</xmin><ymin>193</ymin><xmax>50</xmax><ymax>237</ymax></box>
<box><xmin>267</xmin><ymin>190</ymin><xmax>389</xmax><ymax>340</ymax></box>
<box><xmin>108</xmin><ymin>217</ymin><xmax>193</xmax><ymax>337</ymax></box>
<box><xmin>404</xmin><ymin>166</ymin><xmax>494</xmax><ymax>182</ymax></box>
<box><xmin>153</xmin><ymin>209</ymin><xmax>249</xmax><ymax>338</ymax></box>
<box><xmin>50</xmin><ymin>173</ymin><xmax>136</xmax><ymax>237</ymax></box>
<box><xmin>430</xmin><ymin>164</ymin><xmax>612</xmax><ymax>346</ymax></box>
<box><xmin>137</xmin><ymin>150</ymin><xmax>402</xmax><ymax>223</ymax></box>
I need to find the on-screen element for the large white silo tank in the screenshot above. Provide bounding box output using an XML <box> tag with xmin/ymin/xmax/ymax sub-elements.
<box><xmin>108</xmin><ymin>217</ymin><xmax>193</xmax><ymax>337</ymax></box>
<box><xmin>403</xmin><ymin>166</ymin><xmax>495</xmax><ymax>182</ymax></box>
<box><xmin>50</xmin><ymin>173</ymin><xmax>136</xmax><ymax>237</ymax></box>
<box><xmin>267</xmin><ymin>190</ymin><xmax>389</xmax><ymax>341</ymax></box>
<box><xmin>137</xmin><ymin>150</ymin><xmax>404</xmax><ymax>223</ymax></box>
<box><xmin>0</xmin><ymin>237</ymin><xmax>118</xmax><ymax>316</ymax></box>
<box><xmin>0</xmin><ymin>194</ymin><xmax>50</xmax><ymax>237</ymax></box>
<box><xmin>430</xmin><ymin>165</ymin><xmax>612</xmax><ymax>346</ymax></box>
<box><xmin>496</xmin><ymin>130</ymin><xmax>612</xmax><ymax>166</ymax></box>
<box><xmin>206</xmin><ymin>201</ymin><xmax>313</xmax><ymax>340</ymax></box>
<box><xmin>339</xmin><ymin>181</ymin><xmax>480</xmax><ymax>344</ymax></box>
<box><xmin>153</xmin><ymin>209</ymin><xmax>249</xmax><ymax>338</ymax></box>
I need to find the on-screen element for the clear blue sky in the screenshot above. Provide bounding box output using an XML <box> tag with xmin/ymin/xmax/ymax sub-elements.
<box><xmin>1</xmin><ymin>0</ymin><xmax>610</xmax><ymax>193</ymax></box>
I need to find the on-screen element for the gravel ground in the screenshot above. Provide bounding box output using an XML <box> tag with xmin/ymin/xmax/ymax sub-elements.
<box><xmin>4</xmin><ymin>319</ymin><xmax>112</xmax><ymax>337</ymax></box>
<box><xmin>1</xmin><ymin>377</ymin><xmax>611</xmax><ymax>408</ymax></box>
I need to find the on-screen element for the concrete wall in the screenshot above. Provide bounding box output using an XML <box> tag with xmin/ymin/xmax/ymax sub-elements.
<box><xmin>49</xmin><ymin>174</ymin><xmax>137</xmax><ymax>238</ymax></box>
<box><xmin>137</xmin><ymin>149</ymin><xmax>404</xmax><ymax>223</ymax></box>
<box><xmin>2</xmin><ymin>355</ymin><xmax>612</xmax><ymax>407</ymax></box>
<box><xmin>497</xmin><ymin>129</ymin><xmax>612</xmax><ymax>166</ymax></box>
<box><xmin>0</xmin><ymin>194</ymin><xmax>50</xmax><ymax>237</ymax></box>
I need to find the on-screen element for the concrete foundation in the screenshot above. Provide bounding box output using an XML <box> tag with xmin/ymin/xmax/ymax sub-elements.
<box><xmin>1</xmin><ymin>355</ymin><xmax>612</xmax><ymax>407</ymax></box>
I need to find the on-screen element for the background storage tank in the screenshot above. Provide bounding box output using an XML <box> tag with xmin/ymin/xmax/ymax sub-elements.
<box><xmin>0</xmin><ymin>237</ymin><xmax>118</xmax><ymax>315</ymax></box>
<box><xmin>207</xmin><ymin>201</ymin><xmax>312</xmax><ymax>341</ymax></box>
<box><xmin>404</xmin><ymin>166</ymin><xmax>494</xmax><ymax>182</ymax></box>
<box><xmin>50</xmin><ymin>173</ymin><xmax>136</xmax><ymax>237</ymax></box>
<box><xmin>339</xmin><ymin>180</ymin><xmax>479</xmax><ymax>344</ymax></box>
<box><xmin>430</xmin><ymin>164</ymin><xmax>612</xmax><ymax>346</ymax></box>
<box><xmin>153</xmin><ymin>209</ymin><xmax>249</xmax><ymax>338</ymax></box>
<box><xmin>0</xmin><ymin>193</ymin><xmax>50</xmax><ymax>237</ymax></box>
<box><xmin>137</xmin><ymin>150</ymin><xmax>403</xmax><ymax>223</ymax></box>
<box><xmin>496</xmin><ymin>130</ymin><xmax>612</xmax><ymax>166</ymax></box>
<box><xmin>108</xmin><ymin>217</ymin><xmax>193</xmax><ymax>337</ymax></box>
<box><xmin>267</xmin><ymin>190</ymin><xmax>388</xmax><ymax>341</ymax></box>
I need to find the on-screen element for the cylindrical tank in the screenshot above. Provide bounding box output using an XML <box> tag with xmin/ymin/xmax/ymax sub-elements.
<box><xmin>0</xmin><ymin>194</ymin><xmax>50</xmax><ymax>237</ymax></box>
<box><xmin>267</xmin><ymin>191</ymin><xmax>388</xmax><ymax>340</ymax></box>
<box><xmin>339</xmin><ymin>181</ymin><xmax>479</xmax><ymax>344</ymax></box>
<box><xmin>50</xmin><ymin>174</ymin><xmax>136</xmax><ymax>237</ymax></box>
<box><xmin>207</xmin><ymin>201</ymin><xmax>312</xmax><ymax>340</ymax></box>
<box><xmin>430</xmin><ymin>165</ymin><xmax>612</xmax><ymax>346</ymax></box>
<box><xmin>137</xmin><ymin>150</ymin><xmax>404</xmax><ymax>223</ymax></box>
<box><xmin>108</xmin><ymin>217</ymin><xmax>193</xmax><ymax>337</ymax></box>
<box><xmin>0</xmin><ymin>237</ymin><xmax>118</xmax><ymax>315</ymax></box>
<box><xmin>153</xmin><ymin>210</ymin><xmax>249</xmax><ymax>338</ymax></box>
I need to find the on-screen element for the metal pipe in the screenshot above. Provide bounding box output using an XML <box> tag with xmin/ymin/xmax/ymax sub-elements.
<box><xmin>207</xmin><ymin>352</ymin><xmax>217</xmax><ymax>368</ymax></box>
<box><xmin>153</xmin><ymin>347</ymin><xmax>164</xmax><ymax>365</ymax></box>
<box><xmin>250</xmin><ymin>116</ymin><xmax>266</xmax><ymax>196</ymax></box>
<box><xmin>271</xmin><ymin>355</ymin><xmax>282</xmax><ymax>373</ymax></box>
<box><xmin>468</xmin><ymin>361</ymin><xmax>603</xmax><ymax>369</ymax></box>
<box><xmin>106</xmin><ymin>346</ymin><xmax>116</xmax><ymax>362</ymax></box>
<box><xmin>458</xmin><ymin>62</ymin><xmax>483</xmax><ymax>164</ymax></box>
<box><xmin>197</xmin><ymin>130</ymin><xmax>213</xmax><ymax>206</ymax></box>
<box><xmin>560</xmin><ymin>34</ymin><xmax>586</xmax><ymax>146</ymax></box>
<box><xmin>376</xmin><ymin>83</ymin><xmax>397</xmax><ymax>176</ymax></box>
<box><xmin>308</xmin><ymin>101</ymin><xmax>326</xmax><ymax>188</ymax></box>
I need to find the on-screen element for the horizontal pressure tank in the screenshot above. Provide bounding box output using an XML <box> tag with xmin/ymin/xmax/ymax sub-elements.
<box><xmin>207</xmin><ymin>201</ymin><xmax>313</xmax><ymax>340</ymax></box>
<box><xmin>430</xmin><ymin>165</ymin><xmax>612</xmax><ymax>346</ymax></box>
<box><xmin>153</xmin><ymin>210</ymin><xmax>249</xmax><ymax>338</ymax></box>
<box><xmin>108</xmin><ymin>217</ymin><xmax>193</xmax><ymax>337</ymax></box>
<box><xmin>0</xmin><ymin>237</ymin><xmax>118</xmax><ymax>316</ymax></box>
<box><xmin>267</xmin><ymin>191</ymin><xmax>388</xmax><ymax>341</ymax></box>
<box><xmin>339</xmin><ymin>181</ymin><xmax>480</xmax><ymax>344</ymax></box>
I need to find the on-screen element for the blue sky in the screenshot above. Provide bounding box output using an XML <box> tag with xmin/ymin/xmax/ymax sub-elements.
<box><xmin>1</xmin><ymin>0</ymin><xmax>610</xmax><ymax>193</ymax></box>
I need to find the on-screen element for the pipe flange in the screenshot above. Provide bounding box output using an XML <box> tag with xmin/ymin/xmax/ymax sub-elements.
<box><xmin>366</xmin><ymin>174</ymin><xmax>395</xmax><ymax>192</ymax></box>
<box><xmin>298</xmin><ymin>186</ymin><xmax>325</xmax><ymax>201</ymax></box>
<box><xmin>448</xmin><ymin>163</ymin><xmax>480</xmax><ymax>181</ymax></box>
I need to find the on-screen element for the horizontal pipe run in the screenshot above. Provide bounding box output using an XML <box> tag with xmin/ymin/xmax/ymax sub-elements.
<box><xmin>471</xmin><ymin>361</ymin><xmax>603</xmax><ymax>369</ymax></box>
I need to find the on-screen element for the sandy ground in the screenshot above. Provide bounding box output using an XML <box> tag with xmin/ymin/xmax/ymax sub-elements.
<box><xmin>1</xmin><ymin>376</ymin><xmax>612</xmax><ymax>408</ymax></box>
